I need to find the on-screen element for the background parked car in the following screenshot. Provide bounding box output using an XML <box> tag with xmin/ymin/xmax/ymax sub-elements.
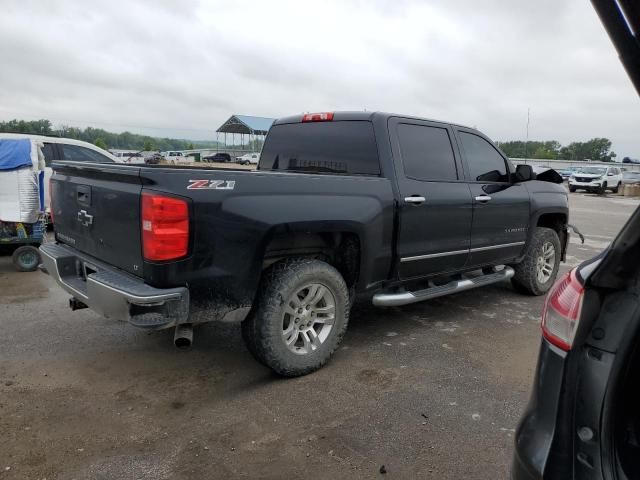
<box><xmin>236</xmin><ymin>152</ymin><xmax>260</xmax><ymax>165</ymax></box>
<box><xmin>161</xmin><ymin>151</ymin><xmax>191</xmax><ymax>164</ymax></box>
<box><xmin>144</xmin><ymin>152</ymin><xmax>163</xmax><ymax>165</ymax></box>
<box><xmin>113</xmin><ymin>151</ymin><xmax>145</xmax><ymax>164</ymax></box>
<box><xmin>558</xmin><ymin>166</ymin><xmax>582</xmax><ymax>180</ymax></box>
<box><xmin>568</xmin><ymin>165</ymin><xmax>623</xmax><ymax>194</ymax></box>
<box><xmin>0</xmin><ymin>133</ymin><xmax>120</xmax><ymax>215</ymax></box>
<box><xmin>202</xmin><ymin>152</ymin><xmax>231</xmax><ymax>163</ymax></box>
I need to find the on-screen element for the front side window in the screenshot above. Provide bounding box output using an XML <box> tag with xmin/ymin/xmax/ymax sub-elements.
<box><xmin>62</xmin><ymin>144</ymin><xmax>113</xmax><ymax>163</ymax></box>
<box><xmin>459</xmin><ymin>132</ymin><xmax>509</xmax><ymax>182</ymax></box>
<box><xmin>397</xmin><ymin>124</ymin><xmax>458</xmax><ymax>181</ymax></box>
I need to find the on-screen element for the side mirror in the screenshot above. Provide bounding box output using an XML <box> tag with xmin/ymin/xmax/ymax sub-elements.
<box><xmin>607</xmin><ymin>172</ymin><xmax>614</xmax><ymax>176</ymax></box>
<box><xmin>515</xmin><ymin>164</ymin><xmax>534</xmax><ymax>182</ymax></box>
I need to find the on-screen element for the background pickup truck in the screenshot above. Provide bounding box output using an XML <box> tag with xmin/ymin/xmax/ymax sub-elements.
<box><xmin>41</xmin><ymin>111</ymin><xmax>569</xmax><ymax>376</ymax></box>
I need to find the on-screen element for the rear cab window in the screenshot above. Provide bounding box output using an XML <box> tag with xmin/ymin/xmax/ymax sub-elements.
<box><xmin>258</xmin><ymin>121</ymin><xmax>380</xmax><ymax>175</ymax></box>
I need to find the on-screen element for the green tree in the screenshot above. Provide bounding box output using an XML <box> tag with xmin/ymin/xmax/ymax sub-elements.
<box><xmin>94</xmin><ymin>138</ymin><xmax>108</xmax><ymax>150</ymax></box>
<box><xmin>187</xmin><ymin>143</ymin><xmax>194</xmax><ymax>150</ymax></box>
<box><xmin>143</xmin><ymin>139</ymin><xmax>154</xmax><ymax>151</ymax></box>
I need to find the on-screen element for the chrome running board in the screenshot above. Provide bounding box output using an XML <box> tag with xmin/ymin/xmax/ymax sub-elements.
<box><xmin>372</xmin><ymin>266</ymin><xmax>515</xmax><ymax>307</ymax></box>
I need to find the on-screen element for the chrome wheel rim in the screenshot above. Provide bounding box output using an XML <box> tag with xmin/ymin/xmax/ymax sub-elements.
<box><xmin>282</xmin><ymin>283</ymin><xmax>336</xmax><ymax>355</ymax></box>
<box><xmin>536</xmin><ymin>242</ymin><xmax>555</xmax><ymax>284</ymax></box>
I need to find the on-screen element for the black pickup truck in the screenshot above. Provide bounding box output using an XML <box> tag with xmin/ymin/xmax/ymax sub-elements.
<box><xmin>41</xmin><ymin>111</ymin><xmax>569</xmax><ymax>376</ymax></box>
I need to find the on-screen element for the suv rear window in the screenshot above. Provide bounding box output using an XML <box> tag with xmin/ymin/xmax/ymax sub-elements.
<box><xmin>259</xmin><ymin>121</ymin><xmax>380</xmax><ymax>175</ymax></box>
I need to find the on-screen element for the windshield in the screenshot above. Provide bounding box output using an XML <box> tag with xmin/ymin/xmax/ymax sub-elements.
<box><xmin>580</xmin><ymin>167</ymin><xmax>607</xmax><ymax>175</ymax></box>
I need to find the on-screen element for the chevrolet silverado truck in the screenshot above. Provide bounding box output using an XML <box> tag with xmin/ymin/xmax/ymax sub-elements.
<box><xmin>41</xmin><ymin>111</ymin><xmax>569</xmax><ymax>376</ymax></box>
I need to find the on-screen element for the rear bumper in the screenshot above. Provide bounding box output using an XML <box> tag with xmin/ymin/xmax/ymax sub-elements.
<box><xmin>39</xmin><ymin>243</ymin><xmax>188</xmax><ymax>328</ymax></box>
<box><xmin>512</xmin><ymin>340</ymin><xmax>569</xmax><ymax>479</ymax></box>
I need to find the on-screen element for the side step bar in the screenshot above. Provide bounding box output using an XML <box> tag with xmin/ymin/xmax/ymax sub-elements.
<box><xmin>372</xmin><ymin>266</ymin><xmax>515</xmax><ymax>307</ymax></box>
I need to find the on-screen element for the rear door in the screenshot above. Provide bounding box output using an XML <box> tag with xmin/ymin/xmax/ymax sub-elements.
<box><xmin>456</xmin><ymin>129</ymin><xmax>530</xmax><ymax>267</ymax></box>
<box><xmin>390</xmin><ymin>118</ymin><xmax>472</xmax><ymax>278</ymax></box>
<box><xmin>51</xmin><ymin>163</ymin><xmax>144</xmax><ymax>276</ymax></box>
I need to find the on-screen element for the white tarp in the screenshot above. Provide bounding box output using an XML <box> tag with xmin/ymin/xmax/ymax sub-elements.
<box><xmin>0</xmin><ymin>139</ymin><xmax>45</xmax><ymax>223</ymax></box>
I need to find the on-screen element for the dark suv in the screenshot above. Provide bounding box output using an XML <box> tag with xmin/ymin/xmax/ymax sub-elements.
<box><xmin>512</xmin><ymin>0</ymin><xmax>640</xmax><ymax>478</ymax></box>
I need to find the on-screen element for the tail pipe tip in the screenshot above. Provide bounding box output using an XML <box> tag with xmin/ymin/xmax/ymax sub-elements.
<box><xmin>174</xmin><ymin>323</ymin><xmax>193</xmax><ymax>349</ymax></box>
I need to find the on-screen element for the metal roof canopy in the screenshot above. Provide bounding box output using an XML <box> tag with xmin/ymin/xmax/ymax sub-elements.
<box><xmin>216</xmin><ymin>115</ymin><xmax>275</xmax><ymax>136</ymax></box>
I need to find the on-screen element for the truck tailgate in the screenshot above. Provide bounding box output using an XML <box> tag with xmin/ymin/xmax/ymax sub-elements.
<box><xmin>51</xmin><ymin>162</ymin><xmax>144</xmax><ymax>276</ymax></box>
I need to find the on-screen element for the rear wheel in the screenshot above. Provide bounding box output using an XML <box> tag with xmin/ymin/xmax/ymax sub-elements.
<box><xmin>612</xmin><ymin>182</ymin><xmax>622</xmax><ymax>193</ymax></box>
<box><xmin>12</xmin><ymin>245</ymin><xmax>41</xmax><ymax>272</ymax></box>
<box><xmin>241</xmin><ymin>258</ymin><xmax>350</xmax><ymax>377</ymax></box>
<box><xmin>511</xmin><ymin>227</ymin><xmax>561</xmax><ymax>296</ymax></box>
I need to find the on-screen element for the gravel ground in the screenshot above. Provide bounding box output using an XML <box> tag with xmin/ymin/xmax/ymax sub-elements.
<box><xmin>0</xmin><ymin>191</ymin><xmax>637</xmax><ymax>480</ymax></box>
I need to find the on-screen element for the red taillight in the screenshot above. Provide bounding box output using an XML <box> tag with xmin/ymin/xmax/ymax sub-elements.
<box><xmin>541</xmin><ymin>269</ymin><xmax>585</xmax><ymax>351</ymax></box>
<box><xmin>301</xmin><ymin>112</ymin><xmax>334</xmax><ymax>122</ymax></box>
<box><xmin>141</xmin><ymin>192</ymin><xmax>189</xmax><ymax>261</ymax></box>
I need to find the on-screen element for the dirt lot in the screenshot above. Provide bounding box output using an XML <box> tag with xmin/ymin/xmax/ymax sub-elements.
<box><xmin>1</xmin><ymin>192</ymin><xmax>638</xmax><ymax>480</ymax></box>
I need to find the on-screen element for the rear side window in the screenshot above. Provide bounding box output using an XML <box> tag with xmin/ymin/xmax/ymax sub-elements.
<box><xmin>397</xmin><ymin>124</ymin><xmax>458</xmax><ymax>181</ymax></box>
<box><xmin>42</xmin><ymin>143</ymin><xmax>57</xmax><ymax>167</ymax></box>
<box><xmin>259</xmin><ymin>121</ymin><xmax>380</xmax><ymax>175</ymax></box>
<box><xmin>62</xmin><ymin>144</ymin><xmax>113</xmax><ymax>163</ymax></box>
<box><xmin>459</xmin><ymin>132</ymin><xmax>509</xmax><ymax>182</ymax></box>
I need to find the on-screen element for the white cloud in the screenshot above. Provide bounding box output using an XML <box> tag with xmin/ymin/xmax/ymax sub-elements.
<box><xmin>1</xmin><ymin>0</ymin><xmax>638</xmax><ymax>156</ymax></box>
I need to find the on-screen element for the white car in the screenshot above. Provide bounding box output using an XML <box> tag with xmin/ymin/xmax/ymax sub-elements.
<box><xmin>568</xmin><ymin>165</ymin><xmax>623</xmax><ymax>194</ymax></box>
<box><xmin>0</xmin><ymin>133</ymin><xmax>121</xmax><ymax>214</ymax></box>
<box><xmin>113</xmin><ymin>151</ymin><xmax>145</xmax><ymax>164</ymax></box>
<box><xmin>235</xmin><ymin>152</ymin><xmax>260</xmax><ymax>165</ymax></box>
<box><xmin>162</xmin><ymin>151</ymin><xmax>192</xmax><ymax>165</ymax></box>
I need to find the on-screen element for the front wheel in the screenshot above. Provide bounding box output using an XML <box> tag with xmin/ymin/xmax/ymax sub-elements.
<box><xmin>511</xmin><ymin>227</ymin><xmax>561</xmax><ymax>296</ymax></box>
<box><xmin>241</xmin><ymin>258</ymin><xmax>350</xmax><ymax>377</ymax></box>
<box><xmin>569</xmin><ymin>185</ymin><xmax>577</xmax><ymax>192</ymax></box>
<box><xmin>598</xmin><ymin>182</ymin><xmax>607</xmax><ymax>195</ymax></box>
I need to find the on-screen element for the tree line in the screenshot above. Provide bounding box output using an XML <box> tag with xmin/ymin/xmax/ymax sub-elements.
<box><xmin>496</xmin><ymin>138</ymin><xmax>616</xmax><ymax>162</ymax></box>
<box><xmin>0</xmin><ymin>119</ymin><xmax>219</xmax><ymax>152</ymax></box>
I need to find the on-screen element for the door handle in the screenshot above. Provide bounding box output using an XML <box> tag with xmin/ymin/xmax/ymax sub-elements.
<box><xmin>405</xmin><ymin>196</ymin><xmax>426</xmax><ymax>204</ymax></box>
<box><xmin>474</xmin><ymin>195</ymin><xmax>492</xmax><ymax>203</ymax></box>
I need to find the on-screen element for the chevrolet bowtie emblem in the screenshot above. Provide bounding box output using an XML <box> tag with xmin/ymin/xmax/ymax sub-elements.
<box><xmin>77</xmin><ymin>209</ymin><xmax>94</xmax><ymax>227</ymax></box>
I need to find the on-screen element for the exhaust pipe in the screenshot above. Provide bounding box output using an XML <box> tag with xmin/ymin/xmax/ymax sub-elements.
<box><xmin>174</xmin><ymin>323</ymin><xmax>193</xmax><ymax>349</ymax></box>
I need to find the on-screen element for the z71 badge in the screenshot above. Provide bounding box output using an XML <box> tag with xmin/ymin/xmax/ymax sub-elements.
<box><xmin>187</xmin><ymin>179</ymin><xmax>236</xmax><ymax>190</ymax></box>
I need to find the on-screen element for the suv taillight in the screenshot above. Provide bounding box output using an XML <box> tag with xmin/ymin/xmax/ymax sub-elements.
<box><xmin>141</xmin><ymin>192</ymin><xmax>189</xmax><ymax>261</ymax></box>
<box><xmin>541</xmin><ymin>268</ymin><xmax>585</xmax><ymax>351</ymax></box>
<box><xmin>302</xmin><ymin>112</ymin><xmax>334</xmax><ymax>122</ymax></box>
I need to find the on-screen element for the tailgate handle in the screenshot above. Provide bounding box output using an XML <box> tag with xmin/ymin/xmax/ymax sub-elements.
<box><xmin>76</xmin><ymin>185</ymin><xmax>92</xmax><ymax>206</ymax></box>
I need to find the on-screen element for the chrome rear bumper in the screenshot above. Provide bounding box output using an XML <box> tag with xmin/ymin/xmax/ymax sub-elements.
<box><xmin>39</xmin><ymin>243</ymin><xmax>188</xmax><ymax>328</ymax></box>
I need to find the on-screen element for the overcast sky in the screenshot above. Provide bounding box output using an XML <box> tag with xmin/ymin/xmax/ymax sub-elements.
<box><xmin>1</xmin><ymin>0</ymin><xmax>639</xmax><ymax>156</ymax></box>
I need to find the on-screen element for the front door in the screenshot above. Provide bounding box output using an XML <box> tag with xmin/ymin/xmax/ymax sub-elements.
<box><xmin>456</xmin><ymin>129</ymin><xmax>530</xmax><ymax>267</ymax></box>
<box><xmin>390</xmin><ymin>118</ymin><xmax>473</xmax><ymax>279</ymax></box>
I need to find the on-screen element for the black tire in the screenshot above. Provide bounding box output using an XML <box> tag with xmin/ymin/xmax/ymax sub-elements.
<box><xmin>12</xmin><ymin>245</ymin><xmax>41</xmax><ymax>272</ymax></box>
<box><xmin>598</xmin><ymin>182</ymin><xmax>607</xmax><ymax>195</ymax></box>
<box><xmin>569</xmin><ymin>186</ymin><xmax>577</xmax><ymax>192</ymax></box>
<box><xmin>511</xmin><ymin>227</ymin><xmax>561</xmax><ymax>296</ymax></box>
<box><xmin>242</xmin><ymin>258</ymin><xmax>350</xmax><ymax>377</ymax></box>
<box><xmin>612</xmin><ymin>182</ymin><xmax>621</xmax><ymax>194</ymax></box>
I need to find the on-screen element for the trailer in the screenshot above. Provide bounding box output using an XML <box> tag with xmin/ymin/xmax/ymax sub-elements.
<box><xmin>0</xmin><ymin>138</ymin><xmax>46</xmax><ymax>271</ymax></box>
